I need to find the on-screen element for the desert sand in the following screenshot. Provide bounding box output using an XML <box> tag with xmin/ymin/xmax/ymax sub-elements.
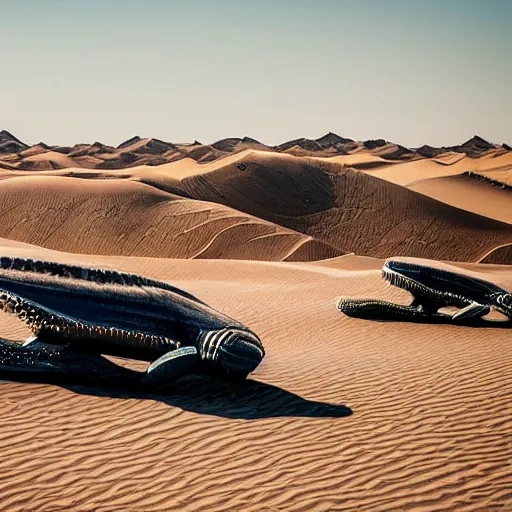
<box><xmin>0</xmin><ymin>132</ymin><xmax>510</xmax><ymax>511</ymax></box>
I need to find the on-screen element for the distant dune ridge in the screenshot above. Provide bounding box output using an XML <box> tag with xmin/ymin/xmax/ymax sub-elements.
<box><xmin>1</xmin><ymin>129</ymin><xmax>510</xmax><ymax>168</ymax></box>
<box><xmin>0</xmin><ymin>128</ymin><xmax>511</xmax><ymax>511</ymax></box>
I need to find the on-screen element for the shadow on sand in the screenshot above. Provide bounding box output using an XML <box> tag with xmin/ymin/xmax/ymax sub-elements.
<box><xmin>2</xmin><ymin>372</ymin><xmax>353</xmax><ymax>420</ymax></box>
<box><xmin>65</xmin><ymin>375</ymin><xmax>354</xmax><ymax>420</ymax></box>
<box><xmin>0</xmin><ymin>337</ymin><xmax>352</xmax><ymax>420</ymax></box>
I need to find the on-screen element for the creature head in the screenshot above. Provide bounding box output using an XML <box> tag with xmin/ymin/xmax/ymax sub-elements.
<box><xmin>383</xmin><ymin>259</ymin><xmax>505</xmax><ymax>306</ymax></box>
<box><xmin>197</xmin><ymin>327</ymin><xmax>265</xmax><ymax>379</ymax></box>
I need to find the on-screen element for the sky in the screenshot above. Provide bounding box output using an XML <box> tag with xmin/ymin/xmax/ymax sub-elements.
<box><xmin>1</xmin><ymin>0</ymin><xmax>511</xmax><ymax>147</ymax></box>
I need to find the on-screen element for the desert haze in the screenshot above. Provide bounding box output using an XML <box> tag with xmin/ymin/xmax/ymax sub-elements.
<box><xmin>0</xmin><ymin>130</ymin><xmax>511</xmax><ymax>511</ymax></box>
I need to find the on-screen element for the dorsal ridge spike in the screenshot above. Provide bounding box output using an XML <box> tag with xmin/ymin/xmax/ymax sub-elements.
<box><xmin>0</xmin><ymin>256</ymin><xmax>206</xmax><ymax>304</ymax></box>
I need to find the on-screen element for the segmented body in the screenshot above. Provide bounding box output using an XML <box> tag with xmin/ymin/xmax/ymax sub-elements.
<box><xmin>338</xmin><ymin>259</ymin><xmax>512</xmax><ymax>325</ymax></box>
<box><xmin>0</xmin><ymin>257</ymin><xmax>265</xmax><ymax>383</ymax></box>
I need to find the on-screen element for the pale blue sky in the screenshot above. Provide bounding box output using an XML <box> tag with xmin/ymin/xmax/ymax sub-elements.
<box><xmin>1</xmin><ymin>0</ymin><xmax>510</xmax><ymax>147</ymax></box>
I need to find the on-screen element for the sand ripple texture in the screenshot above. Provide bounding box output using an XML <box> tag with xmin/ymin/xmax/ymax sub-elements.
<box><xmin>0</xmin><ymin>247</ymin><xmax>510</xmax><ymax>511</ymax></box>
<box><xmin>1</xmin><ymin>149</ymin><xmax>511</xmax><ymax>263</ymax></box>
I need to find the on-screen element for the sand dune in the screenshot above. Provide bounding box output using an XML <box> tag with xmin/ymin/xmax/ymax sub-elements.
<box><xmin>0</xmin><ymin>242</ymin><xmax>510</xmax><ymax>511</ymax></box>
<box><xmin>0</xmin><ymin>160</ymin><xmax>18</xmax><ymax>171</ymax></box>
<box><xmin>409</xmin><ymin>173</ymin><xmax>512</xmax><ymax>224</ymax></box>
<box><xmin>17</xmin><ymin>150</ymin><xmax>79</xmax><ymax>170</ymax></box>
<box><xmin>466</xmin><ymin>169</ymin><xmax>512</xmax><ymax>188</ymax></box>
<box><xmin>0</xmin><ymin>149</ymin><xmax>509</xmax><ymax>263</ymax></box>
<box><xmin>361</xmin><ymin>151</ymin><xmax>512</xmax><ymax>186</ymax></box>
<box><xmin>315</xmin><ymin>152</ymin><xmax>392</xmax><ymax>169</ymax></box>
<box><xmin>19</xmin><ymin>143</ymin><xmax>51</xmax><ymax>158</ymax></box>
<box><xmin>2</xmin><ymin>130</ymin><xmax>510</xmax><ymax>170</ymax></box>
<box><xmin>0</xmin><ymin>175</ymin><xmax>341</xmax><ymax>261</ymax></box>
<box><xmin>479</xmin><ymin>243</ymin><xmax>512</xmax><ymax>264</ymax></box>
<box><xmin>211</xmin><ymin>136</ymin><xmax>269</xmax><ymax>153</ymax></box>
<box><xmin>116</xmin><ymin>136</ymin><xmax>177</xmax><ymax>155</ymax></box>
<box><xmin>174</xmin><ymin>151</ymin><xmax>512</xmax><ymax>262</ymax></box>
<box><xmin>362</xmin><ymin>156</ymin><xmax>471</xmax><ymax>185</ymax></box>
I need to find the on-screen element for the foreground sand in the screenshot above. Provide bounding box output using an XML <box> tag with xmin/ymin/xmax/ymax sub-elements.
<box><xmin>0</xmin><ymin>241</ymin><xmax>510</xmax><ymax>511</ymax></box>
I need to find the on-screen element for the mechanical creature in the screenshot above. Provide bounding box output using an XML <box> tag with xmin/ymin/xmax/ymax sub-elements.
<box><xmin>0</xmin><ymin>257</ymin><xmax>265</xmax><ymax>387</ymax></box>
<box><xmin>338</xmin><ymin>259</ymin><xmax>512</xmax><ymax>325</ymax></box>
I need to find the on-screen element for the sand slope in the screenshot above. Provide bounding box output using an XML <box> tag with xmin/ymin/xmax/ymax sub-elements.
<box><xmin>17</xmin><ymin>150</ymin><xmax>80</xmax><ymax>170</ymax></box>
<box><xmin>360</xmin><ymin>151</ymin><xmax>512</xmax><ymax>186</ymax></box>
<box><xmin>174</xmin><ymin>152</ymin><xmax>512</xmax><ymax>262</ymax></box>
<box><xmin>409</xmin><ymin>173</ymin><xmax>512</xmax><ymax>224</ymax></box>
<box><xmin>1</xmin><ymin>150</ymin><xmax>509</xmax><ymax>263</ymax></box>
<box><xmin>0</xmin><ymin>243</ymin><xmax>510</xmax><ymax>511</ymax></box>
<box><xmin>0</xmin><ymin>176</ymin><xmax>341</xmax><ymax>261</ymax></box>
<box><xmin>479</xmin><ymin>244</ymin><xmax>512</xmax><ymax>264</ymax></box>
<box><xmin>466</xmin><ymin>169</ymin><xmax>512</xmax><ymax>188</ymax></box>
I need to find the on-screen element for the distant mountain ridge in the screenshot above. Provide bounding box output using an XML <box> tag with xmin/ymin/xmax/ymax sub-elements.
<box><xmin>0</xmin><ymin>129</ymin><xmax>509</xmax><ymax>170</ymax></box>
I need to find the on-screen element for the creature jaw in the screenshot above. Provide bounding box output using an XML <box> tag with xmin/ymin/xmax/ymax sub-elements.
<box><xmin>198</xmin><ymin>328</ymin><xmax>265</xmax><ymax>378</ymax></box>
<box><xmin>490</xmin><ymin>292</ymin><xmax>512</xmax><ymax>318</ymax></box>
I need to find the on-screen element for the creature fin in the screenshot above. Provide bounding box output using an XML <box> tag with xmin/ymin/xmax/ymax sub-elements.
<box><xmin>452</xmin><ymin>302</ymin><xmax>490</xmax><ymax>321</ymax></box>
<box><xmin>141</xmin><ymin>346</ymin><xmax>199</xmax><ymax>387</ymax></box>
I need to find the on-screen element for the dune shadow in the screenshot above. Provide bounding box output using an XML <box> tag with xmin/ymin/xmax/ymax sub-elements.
<box><xmin>64</xmin><ymin>375</ymin><xmax>353</xmax><ymax>420</ymax></box>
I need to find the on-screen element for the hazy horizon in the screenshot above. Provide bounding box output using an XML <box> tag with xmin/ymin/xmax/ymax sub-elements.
<box><xmin>1</xmin><ymin>0</ymin><xmax>510</xmax><ymax>147</ymax></box>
